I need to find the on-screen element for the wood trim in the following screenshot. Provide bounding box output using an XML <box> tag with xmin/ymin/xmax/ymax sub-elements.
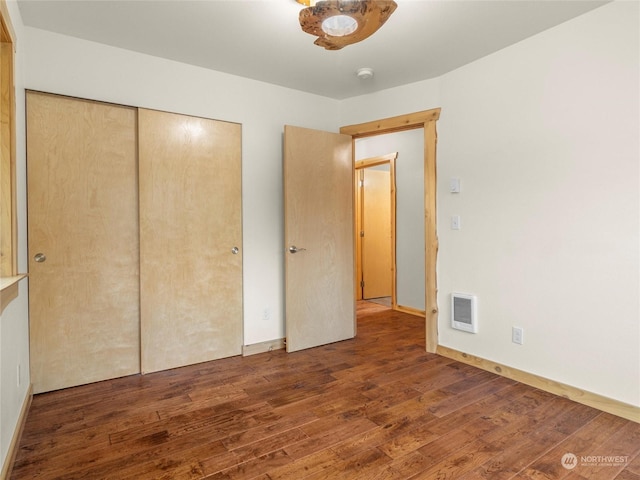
<box><xmin>351</xmin><ymin>139</ymin><xmax>357</xmax><ymax>334</ymax></box>
<box><xmin>437</xmin><ymin>345</ymin><xmax>640</xmax><ymax>423</ymax></box>
<box><xmin>424</xmin><ymin>120</ymin><xmax>439</xmax><ymax>353</ymax></box>
<box><xmin>354</xmin><ymin>152</ymin><xmax>397</xmax><ymax>169</ymax></box>
<box><xmin>342</xmin><ymin>107</ymin><xmax>441</xmax><ymax>353</ymax></box>
<box><xmin>1</xmin><ymin>1</ymin><xmax>17</xmax><ymax>278</ymax></box>
<box><xmin>389</xmin><ymin>158</ymin><xmax>397</xmax><ymax>311</ymax></box>
<box><xmin>0</xmin><ymin>0</ymin><xmax>16</xmax><ymax>48</ymax></box>
<box><xmin>340</xmin><ymin>108</ymin><xmax>441</xmax><ymax>138</ymax></box>
<box><xmin>242</xmin><ymin>338</ymin><xmax>286</xmax><ymax>356</ymax></box>
<box><xmin>355</xmin><ymin>168</ymin><xmax>363</xmax><ymax>301</ymax></box>
<box><xmin>0</xmin><ymin>273</ymin><xmax>26</xmax><ymax>314</ymax></box>
<box><xmin>1</xmin><ymin>384</ymin><xmax>32</xmax><ymax>480</ymax></box>
<box><xmin>394</xmin><ymin>304</ymin><xmax>425</xmax><ymax>318</ymax></box>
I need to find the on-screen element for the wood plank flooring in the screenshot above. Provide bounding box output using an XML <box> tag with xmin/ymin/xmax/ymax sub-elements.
<box><xmin>10</xmin><ymin>301</ymin><xmax>640</xmax><ymax>479</ymax></box>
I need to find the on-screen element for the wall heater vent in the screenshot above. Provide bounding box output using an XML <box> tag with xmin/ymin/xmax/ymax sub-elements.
<box><xmin>451</xmin><ymin>293</ymin><xmax>478</xmax><ymax>333</ymax></box>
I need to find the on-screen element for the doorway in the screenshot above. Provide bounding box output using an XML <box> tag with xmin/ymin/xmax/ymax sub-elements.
<box><xmin>354</xmin><ymin>127</ymin><xmax>426</xmax><ymax>319</ymax></box>
<box><xmin>355</xmin><ymin>153</ymin><xmax>397</xmax><ymax>308</ymax></box>
<box><xmin>341</xmin><ymin>108</ymin><xmax>441</xmax><ymax>353</ymax></box>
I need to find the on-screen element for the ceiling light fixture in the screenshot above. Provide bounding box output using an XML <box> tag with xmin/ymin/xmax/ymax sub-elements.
<box><xmin>322</xmin><ymin>15</ymin><xmax>358</xmax><ymax>37</ymax></box>
<box><xmin>296</xmin><ymin>0</ymin><xmax>397</xmax><ymax>51</ymax></box>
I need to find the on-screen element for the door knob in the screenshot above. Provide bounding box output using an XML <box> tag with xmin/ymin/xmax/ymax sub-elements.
<box><xmin>231</xmin><ymin>247</ymin><xmax>239</xmax><ymax>255</ymax></box>
<box><xmin>34</xmin><ymin>253</ymin><xmax>47</xmax><ymax>263</ymax></box>
<box><xmin>289</xmin><ymin>245</ymin><xmax>306</xmax><ymax>254</ymax></box>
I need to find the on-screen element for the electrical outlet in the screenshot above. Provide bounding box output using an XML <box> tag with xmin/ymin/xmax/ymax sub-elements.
<box><xmin>17</xmin><ymin>364</ymin><xmax>21</xmax><ymax>387</ymax></box>
<box><xmin>263</xmin><ymin>308</ymin><xmax>271</xmax><ymax>321</ymax></box>
<box><xmin>512</xmin><ymin>326</ymin><xmax>524</xmax><ymax>345</ymax></box>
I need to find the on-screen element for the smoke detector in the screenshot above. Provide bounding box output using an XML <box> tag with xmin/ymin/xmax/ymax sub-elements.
<box><xmin>356</xmin><ymin>67</ymin><xmax>374</xmax><ymax>80</ymax></box>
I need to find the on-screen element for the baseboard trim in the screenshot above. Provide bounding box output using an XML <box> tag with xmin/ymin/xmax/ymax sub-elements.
<box><xmin>395</xmin><ymin>305</ymin><xmax>426</xmax><ymax>318</ymax></box>
<box><xmin>1</xmin><ymin>383</ymin><xmax>32</xmax><ymax>480</ymax></box>
<box><xmin>242</xmin><ymin>338</ymin><xmax>285</xmax><ymax>356</ymax></box>
<box><xmin>436</xmin><ymin>346</ymin><xmax>639</xmax><ymax>423</ymax></box>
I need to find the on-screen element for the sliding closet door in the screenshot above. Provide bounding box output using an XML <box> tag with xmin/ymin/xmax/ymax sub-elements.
<box><xmin>27</xmin><ymin>91</ymin><xmax>140</xmax><ymax>393</ymax></box>
<box><xmin>139</xmin><ymin>109</ymin><xmax>243</xmax><ymax>373</ymax></box>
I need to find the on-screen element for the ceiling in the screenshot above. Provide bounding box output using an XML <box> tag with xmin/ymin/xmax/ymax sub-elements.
<box><xmin>17</xmin><ymin>0</ymin><xmax>608</xmax><ymax>100</ymax></box>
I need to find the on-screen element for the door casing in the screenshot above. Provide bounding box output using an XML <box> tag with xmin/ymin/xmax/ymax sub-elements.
<box><xmin>341</xmin><ymin>108</ymin><xmax>441</xmax><ymax>353</ymax></box>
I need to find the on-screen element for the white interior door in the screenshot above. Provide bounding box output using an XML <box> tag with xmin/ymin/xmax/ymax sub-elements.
<box><xmin>284</xmin><ymin>125</ymin><xmax>355</xmax><ymax>352</ymax></box>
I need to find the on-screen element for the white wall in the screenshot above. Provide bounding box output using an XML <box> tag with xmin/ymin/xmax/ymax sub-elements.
<box><xmin>340</xmin><ymin>78</ymin><xmax>441</xmax><ymax>127</ymax></box>
<box><xmin>436</xmin><ymin>1</ymin><xmax>639</xmax><ymax>406</ymax></box>
<box><xmin>342</xmin><ymin>1</ymin><xmax>639</xmax><ymax>408</ymax></box>
<box><xmin>356</xmin><ymin>130</ymin><xmax>425</xmax><ymax>310</ymax></box>
<box><xmin>23</xmin><ymin>27</ymin><xmax>342</xmax><ymax>347</ymax></box>
<box><xmin>1</xmin><ymin>1</ymin><xmax>30</xmax><ymax>472</ymax></box>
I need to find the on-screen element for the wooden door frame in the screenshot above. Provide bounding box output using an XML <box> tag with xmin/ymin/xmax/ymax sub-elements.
<box><xmin>341</xmin><ymin>108</ymin><xmax>441</xmax><ymax>353</ymax></box>
<box><xmin>354</xmin><ymin>153</ymin><xmax>397</xmax><ymax>307</ymax></box>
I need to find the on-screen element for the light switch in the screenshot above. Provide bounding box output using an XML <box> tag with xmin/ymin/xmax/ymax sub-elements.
<box><xmin>451</xmin><ymin>215</ymin><xmax>461</xmax><ymax>230</ymax></box>
<box><xmin>450</xmin><ymin>178</ymin><xmax>461</xmax><ymax>193</ymax></box>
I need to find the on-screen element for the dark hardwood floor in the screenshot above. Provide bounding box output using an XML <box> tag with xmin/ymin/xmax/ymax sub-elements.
<box><xmin>11</xmin><ymin>302</ymin><xmax>640</xmax><ymax>479</ymax></box>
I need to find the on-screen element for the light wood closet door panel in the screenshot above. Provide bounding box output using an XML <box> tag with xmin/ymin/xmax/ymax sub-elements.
<box><xmin>284</xmin><ymin>125</ymin><xmax>355</xmax><ymax>353</ymax></box>
<box><xmin>27</xmin><ymin>91</ymin><xmax>140</xmax><ymax>394</ymax></box>
<box><xmin>139</xmin><ymin>109</ymin><xmax>242</xmax><ymax>373</ymax></box>
<box><xmin>363</xmin><ymin>168</ymin><xmax>392</xmax><ymax>299</ymax></box>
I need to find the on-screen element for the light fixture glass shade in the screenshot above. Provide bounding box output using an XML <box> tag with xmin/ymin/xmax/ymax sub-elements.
<box><xmin>321</xmin><ymin>15</ymin><xmax>358</xmax><ymax>37</ymax></box>
<box><xmin>298</xmin><ymin>0</ymin><xmax>398</xmax><ymax>50</ymax></box>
